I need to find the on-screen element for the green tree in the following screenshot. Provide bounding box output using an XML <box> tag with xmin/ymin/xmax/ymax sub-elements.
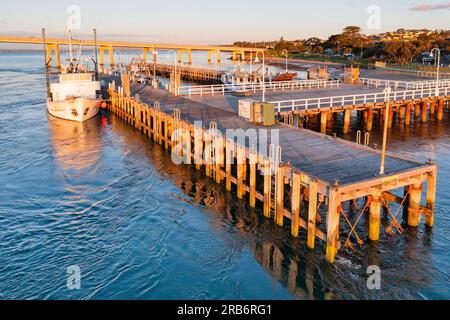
<box><xmin>382</xmin><ymin>41</ymin><xmax>420</xmax><ymax>65</ymax></box>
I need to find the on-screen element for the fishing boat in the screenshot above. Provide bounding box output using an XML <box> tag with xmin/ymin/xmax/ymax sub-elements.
<box><xmin>221</xmin><ymin>66</ymin><xmax>262</xmax><ymax>86</ymax></box>
<box><xmin>44</xmin><ymin>30</ymin><xmax>102</xmax><ymax>122</ymax></box>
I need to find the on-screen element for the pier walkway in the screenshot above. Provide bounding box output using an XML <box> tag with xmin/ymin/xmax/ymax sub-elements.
<box><xmin>105</xmin><ymin>78</ymin><xmax>437</xmax><ymax>263</ymax></box>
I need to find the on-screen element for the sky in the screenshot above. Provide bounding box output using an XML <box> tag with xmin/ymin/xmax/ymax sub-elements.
<box><xmin>0</xmin><ymin>0</ymin><xmax>449</xmax><ymax>46</ymax></box>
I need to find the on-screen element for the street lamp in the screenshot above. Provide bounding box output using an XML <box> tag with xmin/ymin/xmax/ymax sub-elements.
<box><xmin>282</xmin><ymin>49</ymin><xmax>289</xmax><ymax>73</ymax></box>
<box><xmin>430</xmin><ymin>48</ymin><xmax>441</xmax><ymax>97</ymax></box>
<box><xmin>152</xmin><ymin>50</ymin><xmax>158</xmax><ymax>88</ymax></box>
<box><xmin>254</xmin><ymin>49</ymin><xmax>266</xmax><ymax>103</ymax></box>
<box><xmin>167</xmin><ymin>50</ymin><xmax>178</xmax><ymax>95</ymax></box>
<box><xmin>379</xmin><ymin>87</ymin><xmax>391</xmax><ymax>176</ymax></box>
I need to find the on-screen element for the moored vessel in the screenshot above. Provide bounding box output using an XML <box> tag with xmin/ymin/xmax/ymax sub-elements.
<box><xmin>43</xmin><ymin>29</ymin><xmax>102</xmax><ymax>122</ymax></box>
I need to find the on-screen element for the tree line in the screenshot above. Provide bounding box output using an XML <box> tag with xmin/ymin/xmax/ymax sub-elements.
<box><xmin>234</xmin><ymin>26</ymin><xmax>450</xmax><ymax>65</ymax></box>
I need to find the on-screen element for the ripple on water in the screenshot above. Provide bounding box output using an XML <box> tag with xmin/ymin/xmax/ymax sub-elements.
<box><xmin>1</xmin><ymin>53</ymin><xmax>450</xmax><ymax>300</ymax></box>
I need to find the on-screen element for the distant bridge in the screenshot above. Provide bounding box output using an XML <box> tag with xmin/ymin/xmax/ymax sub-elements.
<box><xmin>0</xmin><ymin>36</ymin><xmax>264</xmax><ymax>69</ymax></box>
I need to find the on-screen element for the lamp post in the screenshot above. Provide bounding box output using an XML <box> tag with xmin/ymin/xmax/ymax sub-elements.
<box><xmin>282</xmin><ymin>49</ymin><xmax>289</xmax><ymax>73</ymax></box>
<box><xmin>379</xmin><ymin>87</ymin><xmax>391</xmax><ymax>176</ymax></box>
<box><xmin>254</xmin><ymin>49</ymin><xmax>266</xmax><ymax>102</ymax></box>
<box><xmin>167</xmin><ymin>50</ymin><xmax>178</xmax><ymax>95</ymax></box>
<box><xmin>430</xmin><ymin>48</ymin><xmax>441</xmax><ymax>97</ymax></box>
<box><xmin>152</xmin><ymin>50</ymin><xmax>158</xmax><ymax>88</ymax></box>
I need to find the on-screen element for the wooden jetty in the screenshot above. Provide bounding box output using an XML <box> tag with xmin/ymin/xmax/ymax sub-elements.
<box><xmin>105</xmin><ymin>78</ymin><xmax>437</xmax><ymax>264</ymax></box>
<box><xmin>270</xmin><ymin>86</ymin><xmax>450</xmax><ymax>134</ymax></box>
<box><xmin>147</xmin><ymin>63</ymin><xmax>225</xmax><ymax>85</ymax></box>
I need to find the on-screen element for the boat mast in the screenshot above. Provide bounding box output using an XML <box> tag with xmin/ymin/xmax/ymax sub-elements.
<box><xmin>68</xmin><ymin>29</ymin><xmax>73</xmax><ymax>64</ymax></box>
<box><xmin>41</xmin><ymin>28</ymin><xmax>51</xmax><ymax>101</ymax></box>
<box><xmin>94</xmin><ymin>29</ymin><xmax>99</xmax><ymax>81</ymax></box>
<box><xmin>76</xmin><ymin>41</ymin><xmax>83</xmax><ymax>70</ymax></box>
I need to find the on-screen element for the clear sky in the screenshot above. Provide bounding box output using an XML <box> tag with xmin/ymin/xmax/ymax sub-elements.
<box><xmin>0</xmin><ymin>0</ymin><xmax>449</xmax><ymax>45</ymax></box>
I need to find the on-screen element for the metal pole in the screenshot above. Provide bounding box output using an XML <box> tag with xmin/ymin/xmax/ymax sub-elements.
<box><xmin>94</xmin><ymin>29</ymin><xmax>99</xmax><ymax>80</ymax></box>
<box><xmin>174</xmin><ymin>54</ymin><xmax>177</xmax><ymax>95</ymax></box>
<box><xmin>262</xmin><ymin>50</ymin><xmax>266</xmax><ymax>103</ymax></box>
<box><xmin>379</xmin><ymin>88</ymin><xmax>391</xmax><ymax>176</ymax></box>
<box><xmin>153</xmin><ymin>50</ymin><xmax>157</xmax><ymax>88</ymax></box>
<box><xmin>432</xmin><ymin>48</ymin><xmax>440</xmax><ymax>97</ymax></box>
<box><xmin>41</xmin><ymin>28</ymin><xmax>51</xmax><ymax>101</ymax></box>
<box><xmin>283</xmin><ymin>49</ymin><xmax>288</xmax><ymax>73</ymax></box>
<box><xmin>68</xmin><ymin>30</ymin><xmax>73</xmax><ymax>64</ymax></box>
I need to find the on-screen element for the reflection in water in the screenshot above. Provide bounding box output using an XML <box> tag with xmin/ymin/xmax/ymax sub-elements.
<box><xmin>48</xmin><ymin>115</ymin><xmax>102</xmax><ymax>171</ymax></box>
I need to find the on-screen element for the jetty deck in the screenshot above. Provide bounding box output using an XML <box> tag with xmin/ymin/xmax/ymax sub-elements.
<box><xmin>132</xmin><ymin>84</ymin><xmax>420</xmax><ymax>186</ymax></box>
<box><xmin>105</xmin><ymin>78</ymin><xmax>437</xmax><ymax>263</ymax></box>
<box><xmin>186</xmin><ymin>84</ymin><xmax>384</xmax><ymax>112</ymax></box>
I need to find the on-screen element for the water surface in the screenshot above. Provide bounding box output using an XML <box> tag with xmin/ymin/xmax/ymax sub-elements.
<box><xmin>0</xmin><ymin>52</ymin><xmax>449</xmax><ymax>300</ymax></box>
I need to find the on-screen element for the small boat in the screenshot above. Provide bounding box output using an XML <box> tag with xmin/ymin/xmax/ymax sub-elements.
<box><xmin>47</xmin><ymin>72</ymin><xmax>101</xmax><ymax>122</ymax></box>
<box><xmin>271</xmin><ymin>72</ymin><xmax>297</xmax><ymax>82</ymax></box>
<box><xmin>45</xmin><ymin>30</ymin><xmax>102</xmax><ymax>122</ymax></box>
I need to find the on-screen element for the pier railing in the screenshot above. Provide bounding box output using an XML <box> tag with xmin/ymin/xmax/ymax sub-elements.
<box><xmin>359</xmin><ymin>78</ymin><xmax>450</xmax><ymax>90</ymax></box>
<box><xmin>376</xmin><ymin>66</ymin><xmax>450</xmax><ymax>79</ymax></box>
<box><xmin>271</xmin><ymin>86</ymin><xmax>450</xmax><ymax>112</ymax></box>
<box><xmin>177</xmin><ymin>80</ymin><xmax>341</xmax><ymax>97</ymax></box>
<box><xmin>106</xmin><ymin>81</ymin><xmax>438</xmax><ymax>264</ymax></box>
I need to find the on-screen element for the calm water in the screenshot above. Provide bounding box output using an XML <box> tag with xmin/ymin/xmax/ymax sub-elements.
<box><xmin>0</xmin><ymin>52</ymin><xmax>449</xmax><ymax>300</ymax></box>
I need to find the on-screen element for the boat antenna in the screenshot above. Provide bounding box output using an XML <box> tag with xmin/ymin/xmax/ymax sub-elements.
<box><xmin>94</xmin><ymin>29</ymin><xmax>99</xmax><ymax>81</ymax></box>
<box><xmin>41</xmin><ymin>28</ymin><xmax>51</xmax><ymax>101</ymax></box>
<box><xmin>68</xmin><ymin>29</ymin><xmax>73</xmax><ymax>64</ymax></box>
<box><xmin>76</xmin><ymin>40</ymin><xmax>84</xmax><ymax>70</ymax></box>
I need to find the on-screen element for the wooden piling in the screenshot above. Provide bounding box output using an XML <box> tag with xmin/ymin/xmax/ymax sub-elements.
<box><xmin>426</xmin><ymin>167</ymin><xmax>437</xmax><ymax>227</ymax></box>
<box><xmin>237</xmin><ymin>146</ymin><xmax>246</xmax><ymax>199</ymax></box>
<box><xmin>414</xmin><ymin>103</ymin><xmax>421</xmax><ymax>118</ymax></box>
<box><xmin>405</xmin><ymin>103</ymin><xmax>412</xmax><ymax>125</ymax></box>
<box><xmin>408</xmin><ymin>183</ymin><xmax>422</xmax><ymax>227</ymax></box>
<box><xmin>437</xmin><ymin>99</ymin><xmax>444</xmax><ymax>121</ymax></box>
<box><xmin>421</xmin><ymin>101</ymin><xmax>427</xmax><ymax>124</ymax></box>
<box><xmin>205</xmin><ymin>131</ymin><xmax>212</xmax><ymax>177</ymax></box>
<box><xmin>263</xmin><ymin>160</ymin><xmax>272</xmax><ymax>218</ymax></box>
<box><xmin>320</xmin><ymin>111</ymin><xmax>328</xmax><ymax>134</ymax></box>
<box><xmin>276</xmin><ymin>165</ymin><xmax>285</xmax><ymax>226</ymax></box>
<box><xmin>249</xmin><ymin>151</ymin><xmax>257</xmax><ymax>208</ymax></box>
<box><xmin>429</xmin><ymin>101</ymin><xmax>436</xmax><ymax>116</ymax></box>
<box><xmin>326</xmin><ymin>189</ymin><xmax>340</xmax><ymax>264</ymax></box>
<box><xmin>307</xmin><ymin>180</ymin><xmax>318</xmax><ymax>250</ymax></box>
<box><xmin>215</xmin><ymin>137</ymin><xmax>224</xmax><ymax>184</ymax></box>
<box><xmin>387</xmin><ymin>106</ymin><xmax>393</xmax><ymax>128</ymax></box>
<box><xmin>398</xmin><ymin>105</ymin><xmax>405</xmax><ymax>120</ymax></box>
<box><xmin>226</xmin><ymin>140</ymin><xmax>232</xmax><ymax>192</ymax></box>
<box><xmin>369</xmin><ymin>193</ymin><xmax>381</xmax><ymax>241</ymax></box>
<box><xmin>366</xmin><ymin>108</ymin><xmax>374</xmax><ymax>132</ymax></box>
<box><xmin>343</xmin><ymin>109</ymin><xmax>351</xmax><ymax>134</ymax></box>
<box><xmin>291</xmin><ymin>172</ymin><xmax>301</xmax><ymax>237</ymax></box>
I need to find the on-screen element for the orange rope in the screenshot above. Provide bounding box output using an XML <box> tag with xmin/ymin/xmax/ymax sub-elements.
<box><xmin>341</xmin><ymin>199</ymin><xmax>371</xmax><ymax>250</ymax></box>
<box><xmin>383</xmin><ymin>193</ymin><xmax>408</xmax><ymax>236</ymax></box>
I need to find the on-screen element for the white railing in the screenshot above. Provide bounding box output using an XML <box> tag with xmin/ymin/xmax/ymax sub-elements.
<box><xmin>379</xmin><ymin>66</ymin><xmax>450</xmax><ymax>78</ymax></box>
<box><xmin>271</xmin><ymin>86</ymin><xmax>450</xmax><ymax>113</ymax></box>
<box><xmin>359</xmin><ymin>78</ymin><xmax>450</xmax><ymax>90</ymax></box>
<box><xmin>177</xmin><ymin>80</ymin><xmax>341</xmax><ymax>97</ymax></box>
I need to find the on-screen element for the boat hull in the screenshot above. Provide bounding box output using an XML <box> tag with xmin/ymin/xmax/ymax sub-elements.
<box><xmin>47</xmin><ymin>98</ymin><xmax>100</xmax><ymax>122</ymax></box>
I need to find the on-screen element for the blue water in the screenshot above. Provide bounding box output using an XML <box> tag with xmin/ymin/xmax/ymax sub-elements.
<box><xmin>0</xmin><ymin>52</ymin><xmax>449</xmax><ymax>300</ymax></box>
